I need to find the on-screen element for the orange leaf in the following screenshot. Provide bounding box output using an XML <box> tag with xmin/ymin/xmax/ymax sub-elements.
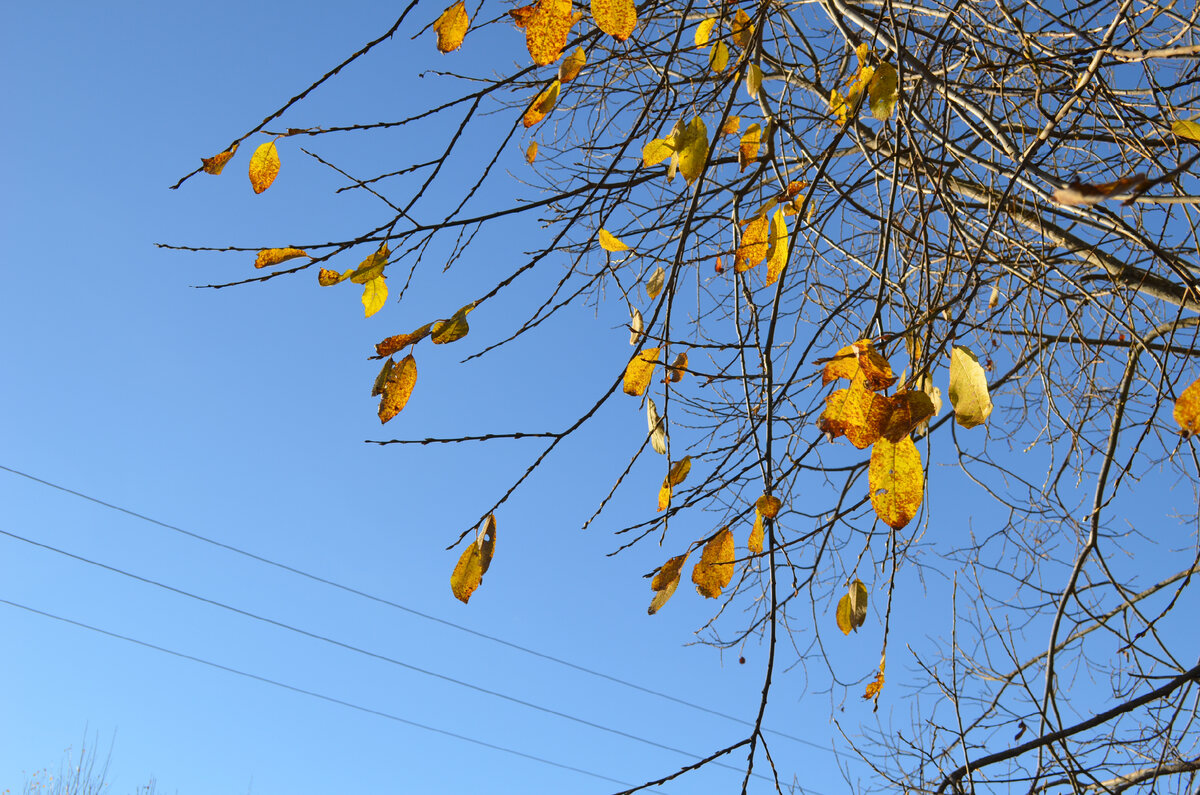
<box><xmin>748</xmin><ymin>512</ymin><xmax>764</xmax><ymax>554</ymax></box>
<box><xmin>254</xmin><ymin>248</ymin><xmax>308</xmax><ymax>269</ymax></box>
<box><xmin>719</xmin><ymin>116</ymin><xmax>741</xmax><ymax>137</ymax></box>
<box><xmin>432</xmin><ymin>0</ymin><xmax>470</xmax><ymax>53</ymax></box>
<box><xmin>648</xmin><ymin>553</ymin><xmax>687</xmax><ymax>614</ymax></box>
<box><xmin>738</xmin><ymin>123</ymin><xmax>761</xmax><ymax>172</ymax></box>
<box><xmin>201</xmin><ymin>143</ymin><xmax>238</xmax><ymax>175</ymax></box>
<box><xmin>734</xmin><ymin>214</ymin><xmax>769</xmax><ymax>272</ymax></box>
<box><xmin>248</xmin><ymin>141</ymin><xmax>280</xmax><ymax>194</ymax></box>
<box><xmin>692</xmin><ymin>527</ymin><xmax>735</xmax><ymax>598</ymax></box>
<box><xmin>821</xmin><ymin>340</ymin><xmax>897</xmax><ymax>391</ymax></box>
<box><xmin>881</xmin><ymin>390</ymin><xmax>935</xmax><ymax>442</ymax></box>
<box><xmin>591</xmin><ymin>0</ymin><xmax>636</xmax><ymax>41</ymax></box>
<box><xmin>378</xmin><ymin>353</ymin><xmax>417</xmax><ymax>424</ymax></box>
<box><xmin>869</xmin><ymin>436</ymin><xmax>924</xmax><ymax>529</ymax></box>
<box><xmin>318</xmin><ymin>267</ymin><xmax>352</xmax><ymax>286</ymax></box>
<box><xmin>558</xmin><ymin>47</ymin><xmax>586</xmax><ymax>82</ymax></box>
<box><xmin>526</xmin><ymin>141</ymin><xmax>539</xmax><ymax>164</ymax></box>
<box><xmin>1175</xmin><ymin>377</ymin><xmax>1200</xmax><ymax>436</ymax></box>
<box><xmin>623</xmin><ymin>347</ymin><xmax>659</xmax><ymax>396</ymax></box>
<box><xmin>523</xmin><ymin>80</ymin><xmax>561</xmax><ymax>128</ymax></box>
<box><xmin>664</xmin><ymin>351</ymin><xmax>688</xmax><ymax>383</ymax></box>
<box><xmin>525</xmin><ymin>0</ymin><xmax>575</xmax><ymax>66</ymax></box>
<box><xmin>755</xmin><ymin>495</ymin><xmax>781</xmax><ymax>519</ymax></box>
<box><xmin>509</xmin><ymin>4</ymin><xmax>535</xmax><ymax>26</ymax></box>
<box><xmin>375</xmin><ymin>323</ymin><xmax>434</xmax><ymax>358</ymax></box>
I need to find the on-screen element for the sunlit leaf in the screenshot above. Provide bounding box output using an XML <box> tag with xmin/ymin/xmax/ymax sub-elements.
<box><xmin>664</xmin><ymin>351</ymin><xmax>688</xmax><ymax>383</ymax></box>
<box><xmin>450</xmin><ymin>514</ymin><xmax>496</xmax><ymax>604</ymax></box>
<box><xmin>558</xmin><ymin>47</ymin><xmax>586</xmax><ymax>82</ymax></box>
<box><xmin>1172</xmin><ymin>119</ymin><xmax>1200</xmax><ymax>142</ymax></box>
<box><xmin>748</xmin><ymin>512</ymin><xmax>764</xmax><ymax>554</ymax></box>
<box><xmin>525</xmin><ymin>0</ymin><xmax>575</xmax><ymax>65</ymax></box>
<box><xmin>657</xmin><ymin>483</ymin><xmax>672</xmax><ymax>512</ymax></box>
<box><xmin>431</xmin><ymin>303</ymin><xmax>476</xmax><ymax>344</ymax></box>
<box><xmin>881</xmin><ymin>390</ymin><xmax>935</xmax><ymax>442</ymax></box>
<box><xmin>756</xmin><ymin>495</ymin><xmax>781</xmax><ymax>519</ymax></box>
<box><xmin>694</xmin><ymin>17</ymin><xmax>716</xmax><ymax>47</ymax></box>
<box><xmin>868</xmin><ymin>61</ymin><xmax>898</xmax><ymax>120</ymax></box>
<box><xmin>630</xmin><ymin>308</ymin><xmax>644</xmax><ymax>345</ymax></box>
<box><xmin>347</xmin><ymin>243</ymin><xmax>389</xmax><ymax>284</ymax></box>
<box><xmin>525</xmin><ymin>141</ymin><xmax>538</xmax><ymax>164</ymax></box>
<box><xmin>1054</xmin><ymin>174</ymin><xmax>1148</xmax><ymax>206</ymax></box>
<box><xmin>509</xmin><ymin>4</ymin><xmax>535</xmax><ymax>27</ymax></box>
<box><xmin>523</xmin><ymin>80</ymin><xmax>561</xmax><ymax>128</ymax></box>
<box><xmin>648</xmin><ymin>553</ymin><xmax>687</xmax><ymax>614</ymax></box>
<box><xmin>734</xmin><ymin>214</ymin><xmax>769</xmax><ymax>272</ymax></box>
<box><xmin>709</xmin><ymin>40</ymin><xmax>729</xmax><ymax>73</ymax></box>
<box><xmin>738</xmin><ymin>123</ymin><xmax>761</xmax><ymax>172</ymax></box>
<box><xmin>731</xmin><ymin>8</ymin><xmax>753</xmax><ymax>48</ymax></box>
<box><xmin>863</xmin><ymin>667</ymin><xmax>885</xmax><ymax>700</ymax></box>
<box><xmin>642</xmin><ymin>138</ymin><xmax>675</xmax><ymax>167</ymax></box>
<box><xmin>361</xmin><ymin>276</ymin><xmax>388</xmax><ymax>318</ymax></box>
<box><xmin>432</xmin><ymin>0</ymin><xmax>470</xmax><ymax>53</ymax></box>
<box><xmin>378</xmin><ymin>353</ymin><xmax>417</xmax><ymax>424</ymax></box>
<box><xmin>599</xmin><ymin>228</ymin><xmax>630</xmax><ymax>252</ymax></box>
<box><xmin>318</xmin><ymin>268</ymin><xmax>353</xmax><ymax>286</ymax></box>
<box><xmin>646</xmin><ymin>266</ymin><xmax>666</xmax><ymax>300</ymax></box>
<box><xmin>675</xmin><ymin>117</ymin><xmax>709</xmax><ymax>185</ymax></box>
<box><xmin>647</xmin><ymin>397</ymin><xmax>668</xmax><ymax>454</ymax></box>
<box><xmin>836</xmin><ymin>579</ymin><xmax>869</xmax><ymax>634</ymax></box>
<box><xmin>821</xmin><ymin>340</ymin><xmax>896</xmax><ymax>391</ymax></box>
<box><xmin>248</xmin><ymin>141</ymin><xmax>280</xmax><ymax>194</ymax></box>
<box><xmin>747</xmin><ymin>63</ymin><xmax>763</xmax><ymax>98</ymax></box>
<box><xmin>623</xmin><ymin>347</ymin><xmax>659</xmax><ymax>396</ymax></box>
<box><xmin>719</xmin><ymin>116</ymin><xmax>741</xmax><ymax>137</ymax></box>
<box><xmin>692</xmin><ymin>527</ymin><xmax>735</xmax><ymax>598</ymax></box>
<box><xmin>1173</xmin><ymin>377</ymin><xmax>1200</xmax><ymax>436</ymax></box>
<box><xmin>254</xmin><ymin>248</ymin><xmax>308</xmax><ymax>269</ymax></box>
<box><xmin>201</xmin><ymin>143</ymin><xmax>238</xmax><ymax>175</ymax></box>
<box><xmin>664</xmin><ymin>455</ymin><xmax>692</xmax><ymax>487</ymax></box>
<box><xmin>948</xmin><ymin>345</ymin><xmax>992</xmax><ymax>428</ymax></box>
<box><xmin>371</xmin><ymin>357</ymin><xmax>394</xmax><ymax>397</ymax></box>
<box><xmin>869</xmin><ymin>436</ymin><xmax>924</xmax><ymax>529</ymax></box>
<box><xmin>764</xmin><ymin>208</ymin><xmax>788</xmax><ymax>287</ymax></box>
<box><xmin>592</xmin><ymin>0</ymin><xmax>636</xmax><ymax>41</ymax></box>
<box><xmin>376</xmin><ymin>323</ymin><xmax>434</xmax><ymax>358</ymax></box>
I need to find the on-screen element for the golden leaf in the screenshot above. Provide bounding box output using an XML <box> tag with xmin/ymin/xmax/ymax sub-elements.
<box><xmin>599</xmin><ymin>228</ymin><xmax>630</xmax><ymax>252</ymax></box>
<box><xmin>523</xmin><ymin>80</ymin><xmax>561</xmax><ymax>128</ymax></box>
<box><xmin>645</xmin><ymin>266</ymin><xmax>666</xmax><ymax>299</ymax></box>
<box><xmin>558</xmin><ymin>47</ymin><xmax>586</xmax><ymax>82</ymax></box>
<box><xmin>756</xmin><ymin>495</ymin><xmax>781</xmax><ymax>519</ymax></box>
<box><xmin>675</xmin><ymin>117</ymin><xmax>709</xmax><ymax>185</ymax></box>
<box><xmin>648</xmin><ymin>553</ymin><xmax>687</xmax><ymax>614</ymax></box>
<box><xmin>868</xmin><ymin>61</ymin><xmax>898</xmax><ymax>120</ymax></box>
<box><xmin>1172</xmin><ymin>119</ymin><xmax>1200</xmax><ymax>142</ymax></box>
<box><xmin>664</xmin><ymin>455</ymin><xmax>692</xmax><ymax>487</ymax></box>
<box><xmin>376</xmin><ymin>323</ymin><xmax>434</xmax><ymax>358</ymax></box>
<box><xmin>350</xmin><ymin>243</ymin><xmax>391</xmax><ymax>284</ymax></box>
<box><xmin>819</xmin><ymin>372</ymin><xmax>890</xmax><ymax>447</ymax></box>
<box><xmin>835</xmin><ymin>594</ymin><xmax>854</xmax><ymax>635</ymax></box>
<box><xmin>361</xmin><ymin>276</ymin><xmax>388</xmax><ymax>318</ymax></box>
<box><xmin>371</xmin><ymin>357</ymin><xmax>394</xmax><ymax>398</ymax></box>
<box><xmin>869</xmin><ymin>436</ymin><xmax>924</xmax><ymax>529</ymax></box>
<box><xmin>525</xmin><ymin>141</ymin><xmax>538</xmax><ymax>164</ymax></box>
<box><xmin>201</xmin><ymin>143</ymin><xmax>238</xmax><ymax>175</ymax></box>
<box><xmin>764</xmin><ymin>208</ymin><xmax>788</xmax><ymax>287</ymax></box>
<box><xmin>719</xmin><ymin>116</ymin><xmax>741</xmax><ymax>137</ymax></box>
<box><xmin>431</xmin><ymin>303</ymin><xmax>475</xmax><ymax>344</ymax></box>
<box><xmin>734</xmin><ymin>214</ymin><xmax>769</xmax><ymax>272</ymax></box>
<box><xmin>709</xmin><ymin>40</ymin><xmax>729</xmax><ymax>73</ymax></box>
<box><xmin>1054</xmin><ymin>174</ymin><xmax>1149</xmax><ymax>206</ymax></box>
<box><xmin>748</xmin><ymin>512</ymin><xmax>764</xmax><ymax>554</ymax></box>
<box><xmin>692</xmin><ymin>527</ymin><xmax>735</xmax><ymax>598</ymax></box>
<box><xmin>509</xmin><ymin>4</ymin><xmax>535</xmax><ymax>27</ymax></box>
<box><xmin>746</xmin><ymin>63</ymin><xmax>763</xmax><ymax>99</ymax></box>
<box><xmin>592</xmin><ymin>0</ymin><xmax>636</xmax><ymax>41</ymax></box>
<box><xmin>647</xmin><ymin>397</ymin><xmax>668</xmax><ymax>454</ymax></box>
<box><xmin>730</xmin><ymin>8</ymin><xmax>753</xmax><ymax>48</ymax></box>
<box><xmin>623</xmin><ymin>347</ymin><xmax>659</xmax><ymax>396</ymax></box>
<box><xmin>948</xmin><ymin>345</ymin><xmax>992</xmax><ymax>428</ymax></box>
<box><xmin>318</xmin><ymin>268</ymin><xmax>352</xmax><ymax>286</ymax></box>
<box><xmin>432</xmin><ymin>1</ymin><xmax>470</xmax><ymax>53</ymax></box>
<box><xmin>1174</xmin><ymin>377</ymin><xmax>1200</xmax><ymax>435</ymax></box>
<box><xmin>657</xmin><ymin>483</ymin><xmax>672</xmax><ymax>512</ymax></box>
<box><xmin>821</xmin><ymin>340</ymin><xmax>897</xmax><ymax>391</ymax></box>
<box><xmin>525</xmin><ymin>0</ymin><xmax>575</xmax><ymax>65</ymax></box>
<box><xmin>694</xmin><ymin>17</ymin><xmax>715</xmax><ymax>48</ymax></box>
<box><xmin>664</xmin><ymin>351</ymin><xmax>688</xmax><ymax>383</ymax></box>
<box><xmin>378</xmin><ymin>353</ymin><xmax>417</xmax><ymax>423</ymax></box>
<box><xmin>863</xmin><ymin>668</ymin><xmax>885</xmax><ymax>700</ymax></box>
<box><xmin>254</xmin><ymin>248</ymin><xmax>308</xmax><ymax>269</ymax></box>
<box><xmin>738</xmin><ymin>123</ymin><xmax>761</xmax><ymax>172</ymax></box>
<box><xmin>642</xmin><ymin>138</ymin><xmax>674</xmax><ymax>167</ymax></box>
<box><xmin>881</xmin><ymin>390</ymin><xmax>935</xmax><ymax>442</ymax></box>
<box><xmin>451</xmin><ymin>514</ymin><xmax>496</xmax><ymax>604</ymax></box>
<box><xmin>248</xmin><ymin>141</ymin><xmax>280</xmax><ymax>194</ymax></box>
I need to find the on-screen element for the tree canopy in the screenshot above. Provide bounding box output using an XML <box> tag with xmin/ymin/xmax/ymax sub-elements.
<box><xmin>170</xmin><ymin>0</ymin><xmax>1200</xmax><ymax>791</ymax></box>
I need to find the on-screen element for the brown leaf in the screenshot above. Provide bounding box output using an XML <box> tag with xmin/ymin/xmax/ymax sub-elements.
<box><xmin>648</xmin><ymin>553</ymin><xmax>687</xmax><ymax>614</ymax></box>
<box><xmin>201</xmin><ymin>143</ymin><xmax>238</xmax><ymax>175</ymax></box>
<box><xmin>1054</xmin><ymin>174</ymin><xmax>1148</xmax><ymax>206</ymax></box>
<box><xmin>881</xmin><ymin>390</ymin><xmax>935</xmax><ymax>442</ymax></box>
<box><xmin>378</xmin><ymin>353</ymin><xmax>417</xmax><ymax>424</ymax></box>
<box><xmin>451</xmin><ymin>514</ymin><xmax>497</xmax><ymax>604</ymax></box>
<box><xmin>375</xmin><ymin>323</ymin><xmax>434</xmax><ymax>358</ymax></box>
<box><xmin>756</xmin><ymin>495</ymin><xmax>781</xmax><ymax>519</ymax></box>
<box><xmin>525</xmin><ymin>0</ymin><xmax>575</xmax><ymax>66</ymax></box>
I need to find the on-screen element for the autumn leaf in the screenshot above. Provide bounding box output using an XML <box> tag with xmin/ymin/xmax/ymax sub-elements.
<box><xmin>645</xmin><ymin>266</ymin><xmax>666</xmax><ymax>299</ymax></box>
<box><xmin>526</xmin><ymin>141</ymin><xmax>538</xmax><ymax>164</ymax></box>
<box><xmin>523</xmin><ymin>80</ymin><xmax>561</xmax><ymax>128</ymax></box>
<box><xmin>656</xmin><ymin>456</ymin><xmax>692</xmax><ymax>510</ymax></box>
<box><xmin>818</xmin><ymin>374</ymin><xmax>890</xmax><ymax>448</ymax></box>
<box><xmin>201</xmin><ymin>143</ymin><xmax>238</xmax><ymax>175</ymax></box>
<box><xmin>592</xmin><ymin>0</ymin><xmax>636</xmax><ymax>41</ymax></box>
<box><xmin>509</xmin><ymin>4</ymin><xmax>535</xmax><ymax>26</ymax></box>
<box><xmin>1171</xmin><ymin>119</ymin><xmax>1200</xmax><ymax>142</ymax></box>
<box><xmin>764</xmin><ymin>208</ymin><xmax>788</xmax><ymax>287</ymax></box>
<box><xmin>254</xmin><ymin>248</ymin><xmax>308</xmax><ymax>269</ymax></box>
<box><xmin>623</xmin><ymin>347</ymin><xmax>659</xmax><ymax>396</ymax></box>
<box><xmin>692</xmin><ymin>527</ymin><xmax>735</xmax><ymax>598</ymax></box>
<box><xmin>821</xmin><ymin>340</ymin><xmax>897</xmax><ymax>391</ymax></box>
<box><xmin>948</xmin><ymin>345</ymin><xmax>992</xmax><ymax>428</ymax></box>
<box><xmin>738</xmin><ymin>123</ymin><xmax>761</xmax><ymax>172</ymax></box>
<box><xmin>1054</xmin><ymin>174</ymin><xmax>1148</xmax><ymax>206</ymax></box>
<box><xmin>647</xmin><ymin>397</ymin><xmax>668</xmax><ymax>454</ymax></box>
<box><xmin>735</xmin><ymin>214</ymin><xmax>769</xmax><ymax>272</ymax></box>
<box><xmin>719</xmin><ymin>116</ymin><xmax>741</xmax><ymax>137</ymax></box>
<box><xmin>376</xmin><ymin>323</ymin><xmax>434</xmax><ymax>357</ymax></box>
<box><xmin>869</xmin><ymin>436</ymin><xmax>924</xmax><ymax>529</ymax></box>
<box><xmin>378</xmin><ymin>353</ymin><xmax>417</xmax><ymax>423</ymax></box>
<box><xmin>451</xmin><ymin>514</ymin><xmax>496</xmax><ymax>604</ymax></box>
<box><xmin>642</xmin><ymin>138</ymin><xmax>675</xmax><ymax>168</ymax></box>
<box><xmin>318</xmin><ymin>268</ymin><xmax>352</xmax><ymax>286</ymax></box>
<box><xmin>349</xmin><ymin>243</ymin><xmax>391</xmax><ymax>284</ymax></box>
<box><xmin>1173</xmin><ymin>377</ymin><xmax>1200</xmax><ymax>435</ymax></box>
<box><xmin>746</xmin><ymin>63</ymin><xmax>763</xmax><ymax>99</ymax></box>
<box><xmin>664</xmin><ymin>351</ymin><xmax>688</xmax><ymax>383</ymax></box>
<box><xmin>756</xmin><ymin>495</ymin><xmax>781</xmax><ymax>519</ymax></box>
<box><xmin>675</xmin><ymin>117</ymin><xmax>709</xmax><ymax>185</ymax></box>
<box><xmin>432</xmin><ymin>1</ymin><xmax>470</xmax><ymax>53</ymax></box>
<box><xmin>868</xmin><ymin>61</ymin><xmax>898</xmax><ymax>120</ymax></box>
<box><xmin>835</xmin><ymin>580</ymin><xmax>868</xmax><ymax>635</ymax></box>
<box><xmin>525</xmin><ymin>0</ymin><xmax>575</xmax><ymax>65</ymax></box>
<box><xmin>558</xmin><ymin>47</ymin><xmax>586</xmax><ymax>82</ymax></box>
<box><xmin>657</xmin><ymin>483</ymin><xmax>672</xmax><ymax>512</ymax></box>
<box><xmin>731</xmin><ymin>8</ymin><xmax>753</xmax><ymax>48</ymax></box>
<box><xmin>881</xmin><ymin>390</ymin><xmax>935</xmax><ymax>442</ymax></box>
<box><xmin>709</xmin><ymin>41</ymin><xmax>729</xmax><ymax>73</ymax></box>
<box><xmin>863</xmin><ymin>667</ymin><xmax>885</xmax><ymax>700</ymax></box>
<box><xmin>599</xmin><ymin>228</ymin><xmax>630</xmax><ymax>252</ymax></box>
<box><xmin>431</xmin><ymin>303</ymin><xmax>476</xmax><ymax>344</ymax></box>
<box><xmin>248</xmin><ymin>141</ymin><xmax>280</xmax><ymax>194</ymax></box>
<box><xmin>748</xmin><ymin>512</ymin><xmax>764</xmax><ymax>554</ymax></box>
<box><xmin>648</xmin><ymin>553</ymin><xmax>687</xmax><ymax>614</ymax></box>
<box><xmin>361</xmin><ymin>276</ymin><xmax>388</xmax><ymax>318</ymax></box>
<box><xmin>630</xmin><ymin>308</ymin><xmax>644</xmax><ymax>345</ymax></box>
<box><xmin>371</xmin><ymin>357</ymin><xmax>394</xmax><ymax>397</ymax></box>
<box><xmin>694</xmin><ymin>17</ymin><xmax>716</xmax><ymax>47</ymax></box>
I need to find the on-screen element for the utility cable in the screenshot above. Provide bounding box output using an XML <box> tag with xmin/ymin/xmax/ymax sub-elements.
<box><xmin>0</xmin><ymin>597</ymin><xmax>639</xmax><ymax>790</ymax></box>
<box><xmin>0</xmin><ymin>527</ymin><xmax>766</xmax><ymax>782</ymax></box>
<box><xmin>0</xmin><ymin>463</ymin><xmax>839</xmax><ymax>758</ymax></box>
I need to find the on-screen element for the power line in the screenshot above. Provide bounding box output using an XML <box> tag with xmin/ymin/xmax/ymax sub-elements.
<box><xmin>0</xmin><ymin>462</ymin><xmax>839</xmax><ymax>758</ymax></box>
<box><xmin>0</xmin><ymin>526</ymin><xmax>767</xmax><ymax>782</ymax></box>
<box><xmin>0</xmin><ymin>597</ymin><xmax>639</xmax><ymax>790</ymax></box>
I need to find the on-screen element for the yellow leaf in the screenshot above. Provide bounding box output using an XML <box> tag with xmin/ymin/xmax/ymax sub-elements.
<box><xmin>623</xmin><ymin>347</ymin><xmax>659</xmax><ymax>396</ymax></box>
<box><xmin>830</xmin><ymin>88</ymin><xmax>851</xmax><ymax>126</ymax></box>
<box><xmin>738</xmin><ymin>123</ymin><xmax>761</xmax><ymax>172</ymax></box>
<box><xmin>948</xmin><ymin>345</ymin><xmax>993</xmax><ymax>428</ymax></box>
<box><xmin>664</xmin><ymin>455</ymin><xmax>692</xmax><ymax>487</ymax></box>
<box><xmin>318</xmin><ymin>268</ymin><xmax>353</xmax><ymax>286</ymax></box>
<box><xmin>642</xmin><ymin>138</ymin><xmax>674</xmax><ymax>168</ymax></box>
<box><xmin>694</xmin><ymin>17</ymin><xmax>715</xmax><ymax>48</ymax></box>
<box><xmin>881</xmin><ymin>390</ymin><xmax>935</xmax><ymax>442</ymax></box>
<box><xmin>835</xmin><ymin>594</ymin><xmax>853</xmax><ymax>634</ymax></box>
<box><xmin>201</xmin><ymin>143</ymin><xmax>238</xmax><ymax>175</ymax></box>
<box><xmin>863</xmin><ymin>668</ymin><xmax>885</xmax><ymax>700</ymax></box>
<box><xmin>734</xmin><ymin>214</ymin><xmax>769</xmax><ymax>272</ymax></box>
<box><xmin>821</xmin><ymin>340</ymin><xmax>897</xmax><ymax>391</ymax></box>
<box><xmin>630</xmin><ymin>308</ymin><xmax>644</xmax><ymax>345</ymax></box>
<box><xmin>254</xmin><ymin>248</ymin><xmax>309</xmax><ymax>269</ymax></box>
<box><xmin>1174</xmin><ymin>377</ymin><xmax>1200</xmax><ymax>435</ymax></box>
<box><xmin>591</xmin><ymin>0</ymin><xmax>636</xmax><ymax>41</ymax></box>
<box><xmin>248</xmin><ymin>141</ymin><xmax>280</xmax><ymax>194</ymax></box>
<box><xmin>692</xmin><ymin>527</ymin><xmax>735</xmax><ymax>598</ymax></box>
<box><xmin>599</xmin><ymin>228</ymin><xmax>630</xmax><ymax>252</ymax></box>
<box><xmin>431</xmin><ymin>303</ymin><xmax>476</xmax><ymax>344</ymax></box>
<box><xmin>868</xmin><ymin>61</ymin><xmax>898</xmax><ymax>120</ymax></box>
<box><xmin>748</xmin><ymin>512</ymin><xmax>763</xmax><ymax>554</ymax></box>
<box><xmin>350</xmin><ymin>243</ymin><xmax>391</xmax><ymax>284</ymax></box>
<box><xmin>525</xmin><ymin>141</ymin><xmax>538</xmax><ymax>164</ymax></box>
<box><xmin>371</xmin><ymin>357</ymin><xmax>394</xmax><ymax>397</ymax></box>
<box><xmin>523</xmin><ymin>80</ymin><xmax>561</xmax><ymax>128</ymax></box>
<box><xmin>764</xmin><ymin>208</ymin><xmax>788</xmax><ymax>287</ymax></box>
<box><xmin>648</xmin><ymin>553</ymin><xmax>687</xmax><ymax>614</ymax></box>
<box><xmin>1172</xmin><ymin>119</ymin><xmax>1200</xmax><ymax>142</ymax></box>
<box><xmin>451</xmin><ymin>514</ymin><xmax>496</xmax><ymax>604</ymax></box>
<box><xmin>664</xmin><ymin>351</ymin><xmax>688</xmax><ymax>383</ymax></box>
<box><xmin>361</xmin><ymin>276</ymin><xmax>388</xmax><ymax>318</ymax></box>
<box><xmin>719</xmin><ymin>116</ymin><xmax>741</xmax><ymax>137</ymax></box>
<box><xmin>525</xmin><ymin>0</ymin><xmax>575</xmax><ymax>66</ymax></box>
<box><xmin>378</xmin><ymin>353</ymin><xmax>417</xmax><ymax>423</ymax></box>
<box><xmin>645</xmin><ymin>266</ymin><xmax>666</xmax><ymax>299</ymax></box>
<box><xmin>509</xmin><ymin>4</ymin><xmax>535</xmax><ymax>27</ymax></box>
<box><xmin>730</xmin><ymin>8</ymin><xmax>753</xmax><ymax>48</ymax></box>
<box><xmin>558</xmin><ymin>47</ymin><xmax>586</xmax><ymax>82</ymax></box>
<box><xmin>675</xmin><ymin>117</ymin><xmax>709</xmax><ymax>185</ymax></box>
<box><xmin>869</xmin><ymin>436</ymin><xmax>924</xmax><ymax>529</ymax></box>
<box><xmin>432</xmin><ymin>0</ymin><xmax>470</xmax><ymax>53</ymax></box>
<box><xmin>657</xmin><ymin>483</ymin><xmax>672</xmax><ymax>512</ymax></box>
<box><xmin>755</xmin><ymin>495</ymin><xmax>781</xmax><ymax>519</ymax></box>
<box><xmin>746</xmin><ymin>63</ymin><xmax>763</xmax><ymax>99</ymax></box>
<box><xmin>709</xmin><ymin>41</ymin><xmax>729</xmax><ymax>74</ymax></box>
<box><xmin>647</xmin><ymin>397</ymin><xmax>668</xmax><ymax>454</ymax></box>
<box><xmin>376</xmin><ymin>323</ymin><xmax>434</xmax><ymax>357</ymax></box>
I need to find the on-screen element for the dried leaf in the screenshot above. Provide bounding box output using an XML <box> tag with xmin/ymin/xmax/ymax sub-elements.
<box><xmin>599</xmin><ymin>229</ymin><xmax>630</xmax><ymax>252</ymax></box>
<box><xmin>819</xmin><ymin>372</ymin><xmax>888</xmax><ymax>448</ymax></box>
<box><xmin>558</xmin><ymin>47</ymin><xmax>586</xmax><ymax>82</ymax></box>
<box><xmin>948</xmin><ymin>345</ymin><xmax>992</xmax><ymax>428</ymax></box>
<box><xmin>869</xmin><ymin>436</ymin><xmax>924</xmax><ymax>529</ymax></box>
<box><xmin>361</xmin><ymin>276</ymin><xmax>388</xmax><ymax>318</ymax></box>
<box><xmin>734</xmin><ymin>214</ymin><xmax>769</xmax><ymax>272</ymax></box>
<box><xmin>1174</xmin><ymin>376</ymin><xmax>1200</xmax><ymax>435</ymax></box>
<box><xmin>201</xmin><ymin>144</ymin><xmax>238</xmax><ymax>175</ymax></box>
<box><xmin>433</xmin><ymin>1</ymin><xmax>470</xmax><ymax>53</ymax></box>
<box><xmin>868</xmin><ymin>61</ymin><xmax>898</xmax><ymax>120</ymax></box>
<box><xmin>509</xmin><ymin>4</ymin><xmax>535</xmax><ymax>26</ymax></box>
<box><xmin>318</xmin><ymin>268</ymin><xmax>352</xmax><ymax>286</ymax></box>
<box><xmin>647</xmin><ymin>397</ymin><xmax>668</xmax><ymax>454</ymax></box>
<box><xmin>848</xmin><ymin>579</ymin><xmax>868</xmax><ymax>628</ymax></box>
<box><xmin>525</xmin><ymin>0</ymin><xmax>575</xmax><ymax>65</ymax></box>
<box><xmin>664</xmin><ymin>351</ymin><xmax>688</xmax><ymax>383</ymax></box>
<box><xmin>254</xmin><ymin>248</ymin><xmax>308</xmax><ymax>269</ymax></box>
<box><xmin>525</xmin><ymin>141</ymin><xmax>539</xmax><ymax>164</ymax></box>
<box><xmin>646</xmin><ymin>266</ymin><xmax>666</xmax><ymax>300</ymax></box>
<box><xmin>764</xmin><ymin>208</ymin><xmax>788</xmax><ymax>287</ymax></box>
<box><xmin>730</xmin><ymin>8</ymin><xmax>753</xmax><ymax>48</ymax></box>
<box><xmin>863</xmin><ymin>668</ymin><xmax>885</xmax><ymax>700</ymax></box>
<box><xmin>756</xmin><ymin>495</ymin><xmax>781</xmax><ymax>519</ymax></box>
<box><xmin>738</xmin><ymin>123</ymin><xmax>761</xmax><ymax>172</ymax></box>
<box><xmin>378</xmin><ymin>353</ymin><xmax>417</xmax><ymax>423</ymax></box>
<box><xmin>1054</xmin><ymin>174</ymin><xmax>1148</xmax><ymax>206</ymax></box>
<box><xmin>248</xmin><ymin>141</ymin><xmax>280</xmax><ymax>194</ymax></box>
<box><xmin>709</xmin><ymin>40</ymin><xmax>729</xmax><ymax>73</ymax></box>
<box><xmin>821</xmin><ymin>340</ymin><xmax>897</xmax><ymax>391</ymax></box>
<box><xmin>719</xmin><ymin>116</ymin><xmax>741</xmax><ymax>137</ymax></box>
<box><xmin>623</xmin><ymin>347</ymin><xmax>659</xmax><ymax>396</ymax></box>
<box><xmin>592</xmin><ymin>0</ymin><xmax>636</xmax><ymax>41</ymax></box>
<box><xmin>881</xmin><ymin>390</ymin><xmax>935</xmax><ymax>442</ymax></box>
<box><xmin>692</xmin><ymin>527</ymin><xmax>735</xmax><ymax>598</ymax></box>
<box><xmin>431</xmin><ymin>303</ymin><xmax>475</xmax><ymax>344</ymax></box>
<box><xmin>371</xmin><ymin>357</ymin><xmax>394</xmax><ymax>397</ymax></box>
<box><xmin>747</xmin><ymin>63</ymin><xmax>763</xmax><ymax>98</ymax></box>
<box><xmin>694</xmin><ymin>17</ymin><xmax>715</xmax><ymax>48</ymax></box>
<box><xmin>376</xmin><ymin>323</ymin><xmax>434</xmax><ymax>357</ymax></box>
<box><xmin>450</xmin><ymin>514</ymin><xmax>496</xmax><ymax>604</ymax></box>
<box><xmin>663</xmin><ymin>455</ymin><xmax>692</xmax><ymax>487</ymax></box>
<box><xmin>648</xmin><ymin>553</ymin><xmax>687</xmax><ymax>614</ymax></box>
<box><xmin>748</xmin><ymin>512</ymin><xmax>764</xmax><ymax>554</ymax></box>
<box><xmin>630</xmin><ymin>309</ymin><xmax>644</xmax><ymax>345</ymax></box>
<box><xmin>350</xmin><ymin>243</ymin><xmax>391</xmax><ymax>284</ymax></box>
<box><xmin>523</xmin><ymin>80</ymin><xmax>561</xmax><ymax>128</ymax></box>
